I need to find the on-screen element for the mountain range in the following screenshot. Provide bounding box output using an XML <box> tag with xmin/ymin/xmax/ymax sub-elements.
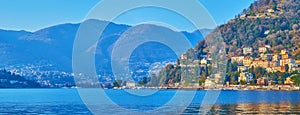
<box><xmin>0</xmin><ymin>19</ymin><xmax>208</xmax><ymax>85</ymax></box>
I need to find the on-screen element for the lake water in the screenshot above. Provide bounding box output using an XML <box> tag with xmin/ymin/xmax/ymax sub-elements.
<box><xmin>0</xmin><ymin>89</ymin><xmax>300</xmax><ymax>114</ymax></box>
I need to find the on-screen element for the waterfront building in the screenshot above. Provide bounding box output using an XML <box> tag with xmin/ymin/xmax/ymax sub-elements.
<box><xmin>126</xmin><ymin>81</ymin><xmax>136</xmax><ymax>88</ymax></box>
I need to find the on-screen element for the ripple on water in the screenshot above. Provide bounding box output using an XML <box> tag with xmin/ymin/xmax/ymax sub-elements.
<box><xmin>182</xmin><ymin>103</ymin><xmax>300</xmax><ymax>114</ymax></box>
<box><xmin>0</xmin><ymin>103</ymin><xmax>92</xmax><ymax>115</ymax></box>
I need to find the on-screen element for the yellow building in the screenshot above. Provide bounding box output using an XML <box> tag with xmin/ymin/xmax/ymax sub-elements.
<box><xmin>259</xmin><ymin>47</ymin><xmax>267</xmax><ymax>53</ymax></box>
<box><xmin>200</xmin><ymin>58</ymin><xmax>207</xmax><ymax>65</ymax></box>
<box><xmin>251</xmin><ymin>60</ymin><xmax>264</xmax><ymax>68</ymax></box>
<box><xmin>262</xmin><ymin>61</ymin><xmax>270</xmax><ymax>68</ymax></box>
<box><xmin>274</xmin><ymin>66</ymin><xmax>286</xmax><ymax>72</ymax></box>
<box><xmin>251</xmin><ymin>60</ymin><xmax>270</xmax><ymax>68</ymax></box>
<box><xmin>231</xmin><ymin>56</ymin><xmax>244</xmax><ymax>63</ymax></box>
<box><xmin>266</xmin><ymin>67</ymin><xmax>274</xmax><ymax>73</ymax></box>
<box><xmin>239</xmin><ymin>72</ymin><xmax>247</xmax><ymax>82</ymax></box>
<box><xmin>272</xmin><ymin>54</ymin><xmax>280</xmax><ymax>61</ymax></box>
<box><xmin>280</xmin><ymin>49</ymin><xmax>288</xmax><ymax>55</ymax></box>
<box><xmin>243</xmin><ymin>57</ymin><xmax>253</xmax><ymax>66</ymax></box>
<box><xmin>281</xmin><ymin>54</ymin><xmax>289</xmax><ymax>59</ymax></box>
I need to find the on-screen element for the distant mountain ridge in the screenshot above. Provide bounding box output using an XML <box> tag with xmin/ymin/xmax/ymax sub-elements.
<box><xmin>0</xmin><ymin>19</ymin><xmax>209</xmax><ymax>86</ymax></box>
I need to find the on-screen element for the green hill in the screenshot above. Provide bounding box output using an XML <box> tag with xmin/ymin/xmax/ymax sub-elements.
<box><xmin>157</xmin><ymin>0</ymin><xmax>300</xmax><ymax>87</ymax></box>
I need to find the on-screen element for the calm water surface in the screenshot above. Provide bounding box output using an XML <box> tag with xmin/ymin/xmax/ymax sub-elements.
<box><xmin>0</xmin><ymin>89</ymin><xmax>300</xmax><ymax>114</ymax></box>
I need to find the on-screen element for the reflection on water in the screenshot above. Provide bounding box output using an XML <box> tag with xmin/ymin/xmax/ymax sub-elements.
<box><xmin>1</xmin><ymin>89</ymin><xmax>300</xmax><ymax>114</ymax></box>
<box><xmin>184</xmin><ymin>103</ymin><xmax>300</xmax><ymax>114</ymax></box>
<box><xmin>2</xmin><ymin>103</ymin><xmax>300</xmax><ymax>114</ymax></box>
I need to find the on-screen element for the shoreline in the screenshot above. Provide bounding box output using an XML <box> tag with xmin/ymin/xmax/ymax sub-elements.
<box><xmin>1</xmin><ymin>85</ymin><xmax>300</xmax><ymax>91</ymax></box>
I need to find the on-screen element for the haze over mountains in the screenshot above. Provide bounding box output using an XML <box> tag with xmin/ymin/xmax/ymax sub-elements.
<box><xmin>0</xmin><ymin>19</ymin><xmax>208</xmax><ymax>85</ymax></box>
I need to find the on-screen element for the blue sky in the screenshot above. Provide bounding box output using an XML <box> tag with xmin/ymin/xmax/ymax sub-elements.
<box><xmin>0</xmin><ymin>0</ymin><xmax>254</xmax><ymax>32</ymax></box>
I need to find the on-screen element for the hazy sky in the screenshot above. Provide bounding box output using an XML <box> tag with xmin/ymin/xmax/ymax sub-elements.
<box><xmin>0</xmin><ymin>0</ymin><xmax>254</xmax><ymax>32</ymax></box>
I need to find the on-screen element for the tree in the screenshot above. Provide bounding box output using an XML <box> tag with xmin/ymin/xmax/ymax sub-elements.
<box><xmin>113</xmin><ymin>80</ymin><xmax>123</xmax><ymax>87</ymax></box>
<box><xmin>285</xmin><ymin>64</ymin><xmax>289</xmax><ymax>72</ymax></box>
<box><xmin>138</xmin><ymin>77</ymin><xmax>148</xmax><ymax>85</ymax></box>
<box><xmin>240</xmin><ymin>80</ymin><xmax>247</xmax><ymax>85</ymax></box>
<box><xmin>186</xmin><ymin>48</ymin><xmax>196</xmax><ymax>60</ymax></box>
<box><xmin>199</xmin><ymin>72</ymin><xmax>206</xmax><ymax>86</ymax></box>
<box><xmin>291</xmin><ymin>74</ymin><xmax>300</xmax><ymax>86</ymax></box>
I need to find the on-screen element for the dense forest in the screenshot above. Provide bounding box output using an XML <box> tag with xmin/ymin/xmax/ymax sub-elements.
<box><xmin>196</xmin><ymin>0</ymin><xmax>300</xmax><ymax>57</ymax></box>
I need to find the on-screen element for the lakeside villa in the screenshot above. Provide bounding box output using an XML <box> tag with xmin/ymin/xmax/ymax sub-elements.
<box><xmin>174</xmin><ymin>45</ymin><xmax>300</xmax><ymax>90</ymax></box>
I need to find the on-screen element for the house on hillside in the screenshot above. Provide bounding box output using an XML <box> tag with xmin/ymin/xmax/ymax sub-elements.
<box><xmin>262</xmin><ymin>61</ymin><xmax>271</xmax><ymax>68</ymax></box>
<box><xmin>280</xmin><ymin>58</ymin><xmax>295</xmax><ymax>72</ymax></box>
<box><xmin>251</xmin><ymin>60</ymin><xmax>270</xmax><ymax>68</ymax></box>
<box><xmin>238</xmin><ymin>66</ymin><xmax>249</xmax><ymax>72</ymax></box>
<box><xmin>281</xmin><ymin>53</ymin><xmax>290</xmax><ymax>59</ymax></box>
<box><xmin>243</xmin><ymin>57</ymin><xmax>253</xmax><ymax>66</ymax></box>
<box><xmin>270</xmin><ymin>61</ymin><xmax>280</xmax><ymax>67</ymax></box>
<box><xmin>258</xmin><ymin>45</ymin><xmax>271</xmax><ymax>54</ymax></box>
<box><xmin>296</xmin><ymin>60</ymin><xmax>300</xmax><ymax>67</ymax></box>
<box><xmin>231</xmin><ymin>56</ymin><xmax>244</xmax><ymax>63</ymax></box>
<box><xmin>259</xmin><ymin>47</ymin><xmax>268</xmax><ymax>53</ymax></box>
<box><xmin>239</xmin><ymin>72</ymin><xmax>253</xmax><ymax>83</ymax></box>
<box><xmin>272</xmin><ymin>54</ymin><xmax>280</xmax><ymax>61</ymax></box>
<box><xmin>292</xmin><ymin>66</ymin><xmax>300</xmax><ymax>72</ymax></box>
<box><xmin>243</xmin><ymin>47</ymin><xmax>253</xmax><ymax>55</ymax></box>
<box><xmin>239</xmin><ymin>72</ymin><xmax>247</xmax><ymax>83</ymax></box>
<box><xmin>200</xmin><ymin>58</ymin><xmax>208</xmax><ymax>65</ymax></box>
<box><xmin>274</xmin><ymin>66</ymin><xmax>286</xmax><ymax>73</ymax></box>
<box><xmin>280</xmin><ymin>49</ymin><xmax>289</xmax><ymax>55</ymax></box>
<box><xmin>180</xmin><ymin>53</ymin><xmax>187</xmax><ymax>60</ymax></box>
<box><xmin>260</xmin><ymin>54</ymin><xmax>272</xmax><ymax>61</ymax></box>
<box><xmin>251</xmin><ymin>60</ymin><xmax>264</xmax><ymax>68</ymax></box>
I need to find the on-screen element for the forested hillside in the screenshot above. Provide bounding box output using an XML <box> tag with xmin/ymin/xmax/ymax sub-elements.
<box><xmin>158</xmin><ymin>0</ymin><xmax>300</xmax><ymax>86</ymax></box>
